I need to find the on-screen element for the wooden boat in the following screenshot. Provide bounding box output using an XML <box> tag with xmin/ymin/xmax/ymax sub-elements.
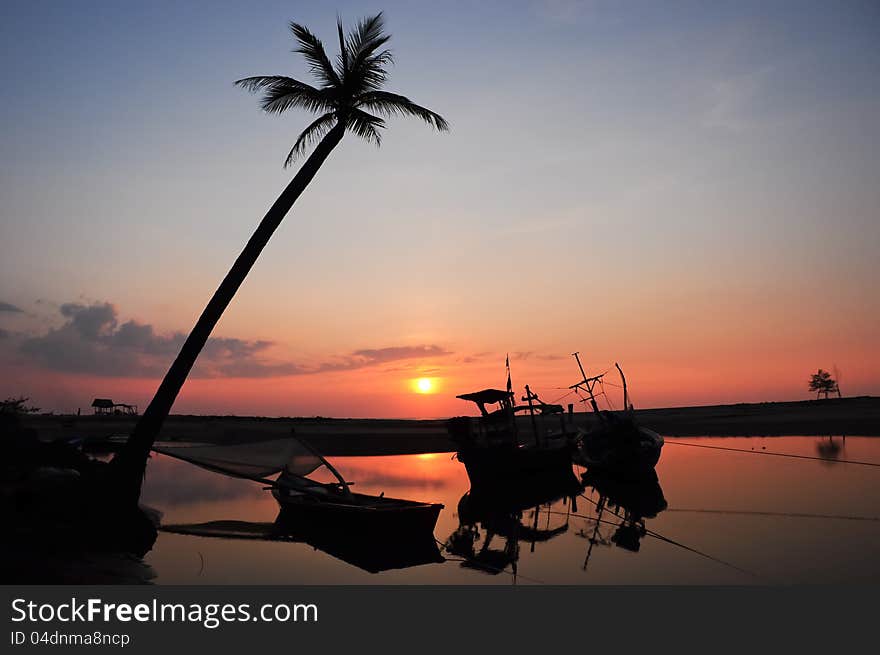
<box><xmin>568</xmin><ymin>354</ymin><xmax>663</xmax><ymax>476</ymax></box>
<box><xmin>577</xmin><ymin>415</ymin><xmax>664</xmax><ymax>476</ymax></box>
<box><xmin>447</xmin><ymin>359</ymin><xmax>579</xmax><ymax>489</ymax></box>
<box><xmin>272</xmin><ymin>472</ymin><xmax>443</xmax><ymax>535</ymax></box>
<box><xmin>152</xmin><ymin>436</ymin><xmax>443</xmax><ymax>536</ymax></box>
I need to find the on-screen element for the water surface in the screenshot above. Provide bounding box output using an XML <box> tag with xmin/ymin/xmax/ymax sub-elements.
<box><xmin>141</xmin><ymin>436</ymin><xmax>880</xmax><ymax>584</ymax></box>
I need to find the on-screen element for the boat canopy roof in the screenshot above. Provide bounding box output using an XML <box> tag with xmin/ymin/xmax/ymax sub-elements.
<box><xmin>153</xmin><ymin>436</ymin><xmax>330</xmax><ymax>483</ymax></box>
<box><xmin>456</xmin><ymin>389</ymin><xmax>511</xmax><ymax>404</ymax></box>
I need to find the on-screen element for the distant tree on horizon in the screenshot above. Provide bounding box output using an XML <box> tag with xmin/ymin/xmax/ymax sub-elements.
<box><xmin>808</xmin><ymin>369</ymin><xmax>840</xmax><ymax>400</ymax></box>
<box><xmin>0</xmin><ymin>396</ymin><xmax>40</xmax><ymax>415</ymax></box>
<box><xmin>110</xmin><ymin>13</ymin><xmax>448</xmax><ymax>505</ymax></box>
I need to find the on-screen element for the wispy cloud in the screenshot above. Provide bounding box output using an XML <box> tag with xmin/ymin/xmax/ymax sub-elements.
<box><xmin>511</xmin><ymin>351</ymin><xmax>566</xmax><ymax>361</ymax></box>
<box><xmin>313</xmin><ymin>345</ymin><xmax>453</xmax><ymax>374</ymax></box>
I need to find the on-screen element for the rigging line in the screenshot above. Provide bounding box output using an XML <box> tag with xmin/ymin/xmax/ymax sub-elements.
<box><xmin>665</xmin><ymin>440</ymin><xmax>880</xmax><ymax>468</ymax></box>
<box><xmin>549</xmin><ymin>389</ymin><xmax>576</xmax><ymax>405</ymax></box>
<box><xmin>572</xmin><ymin>495</ymin><xmax>759</xmax><ymax>578</ymax></box>
<box><xmin>667</xmin><ymin>508</ymin><xmax>880</xmax><ymax>522</ymax></box>
<box><xmin>546</xmin><ymin>507</ymin><xmax>758</xmax><ymax>579</ymax></box>
<box><xmin>642</xmin><ymin>528</ymin><xmax>759</xmax><ymax>579</ymax></box>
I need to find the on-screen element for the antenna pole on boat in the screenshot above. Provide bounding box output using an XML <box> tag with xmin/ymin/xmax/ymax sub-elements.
<box><xmin>615</xmin><ymin>362</ymin><xmax>631</xmax><ymax>412</ymax></box>
<box><xmin>524</xmin><ymin>384</ymin><xmax>542</xmax><ymax>447</ymax></box>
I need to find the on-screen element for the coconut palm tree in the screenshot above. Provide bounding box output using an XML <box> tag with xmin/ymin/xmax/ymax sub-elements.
<box><xmin>111</xmin><ymin>13</ymin><xmax>447</xmax><ymax>504</ymax></box>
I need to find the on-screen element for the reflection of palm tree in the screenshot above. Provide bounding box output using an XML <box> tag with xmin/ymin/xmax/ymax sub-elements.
<box><xmin>816</xmin><ymin>435</ymin><xmax>845</xmax><ymax>462</ymax></box>
<box><xmin>112</xmin><ymin>14</ymin><xmax>448</xmax><ymax>503</ymax></box>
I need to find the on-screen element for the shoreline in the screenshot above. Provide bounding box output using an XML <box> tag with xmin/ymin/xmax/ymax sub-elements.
<box><xmin>21</xmin><ymin>396</ymin><xmax>880</xmax><ymax>456</ymax></box>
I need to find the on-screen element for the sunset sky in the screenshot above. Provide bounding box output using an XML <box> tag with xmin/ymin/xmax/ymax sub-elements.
<box><xmin>1</xmin><ymin>1</ymin><xmax>878</xmax><ymax>417</ymax></box>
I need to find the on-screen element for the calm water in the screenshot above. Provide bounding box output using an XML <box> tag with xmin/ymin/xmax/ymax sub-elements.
<box><xmin>141</xmin><ymin>437</ymin><xmax>880</xmax><ymax>584</ymax></box>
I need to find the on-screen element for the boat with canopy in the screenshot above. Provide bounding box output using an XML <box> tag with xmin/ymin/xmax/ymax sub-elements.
<box><xmin>152</xmin><ymin>435</ymin><xmax>443</xmax><ymax>535</ymax></box>
<box><xmin>447</xmin><ymin>357</ymin><xmax>579</xmax><ymax>489</ymax></box>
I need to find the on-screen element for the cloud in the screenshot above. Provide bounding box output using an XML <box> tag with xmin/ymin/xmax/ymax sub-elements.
<box><xmin>0</xmin><ymin>301</ymin><xmax>23</xmax><ymax>313</ymax></box>
<box><xmin>511</xmin><ymin>351</ymin><xmax>565</xmax><ymax>361</ymax></box>
<box><xmin>16</xmin><ymin>300</ymin><xmax>452</xmax><ymax>380</ymax></box>
<box><xmin>19</xmin><ymin>301</ymin><xmax>299</xmax><ymax>379</ymax></box>
<box><xmin>313</xmin><ymin>345</ymin><xmax>453</xmax><ymax>374</ymax></box>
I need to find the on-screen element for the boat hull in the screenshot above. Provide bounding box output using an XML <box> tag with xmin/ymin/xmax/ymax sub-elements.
<box><xmin>457</xmin><ymin>442</ymin><xmax>575</xmax><ymax>491</ymax></box>
<box><xmin>273</xmin><ymin>489</ymin><xmax>443</xmax><ymax>536</ymax></box>
<box><xmin>576</xmin><ymin>425</ymin><xmax>664</xmax><ymax>477</ymax></box>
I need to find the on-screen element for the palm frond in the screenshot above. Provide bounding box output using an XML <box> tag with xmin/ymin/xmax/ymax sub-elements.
<box><xmin>355</xmin><ymin>91</ymin><xmax>449</xmax><ymax>131</ymax></box>
<box><xmin>345</xmin><ymin>13</ymin><xmax>393</xmax><ymax>93</ymax></box>
<box><xmin>346</xmin><ymin>108</ymin><xmax>385</xmax><ymax>146</ymax></box>
<box><xmin>236</xmin><ymin>13</ymin><xmax>448</xmax><ymax>166</ymax></box>
<box><xmin>349</xmin><ymin>48</ymin><xmax>393</xmax><ymax>94</ymax></box>
<box><xmin>289</xmin><ymin>22</ymin><xmax>341</xmax><ymax>88</ymax></box>
<box><xmin>285</xmin><ymin>112</ymin><xmax>338</xmax><ymax>167</ymax></box>
<box><xmin>336</xmin><ymin>17</ymin><xmax>348</xmax><ymax>82</ymax></box>
<box><xmin>234</xmin><ymin>76</ymin><xmax>332</xmax><ymax>114</ymax></box>
<box><xmin>346</xmin><ymin>13</ymin><xmax>387</xmax><ymax>63</ymax></box>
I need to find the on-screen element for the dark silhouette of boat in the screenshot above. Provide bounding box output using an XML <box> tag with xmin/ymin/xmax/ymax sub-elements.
<box><xmin>447</xmin><ymin>359</ymin><xmax>578</xmax><ymax>489</ymax></box>
<box><xmin>444</xmin><ymin>465</ymin><xmax>582</xmax><ymax>577</ymax></box>
<box><xmin>568</xmin><ymin>354</ymin><xmax>663</xmax><ymax>476</ymax></box>
<box><xmin>272</xmin><ymin>475</ymin><xmax>443</xmax><ymax>536</ymax></box>
<box><xmin>578</xmin><ymin>468</ymin><xmax>668</xmax><ymax>568</ymax></box>
<box><xmin>162</xmin><ymin>515</ymin><xmax>445</xmax><ymax>574</ymax></box>
<box><xmin>153</xmin><ymin>435</ymin><xmax>443</xmax><ymax>540</ymax></box>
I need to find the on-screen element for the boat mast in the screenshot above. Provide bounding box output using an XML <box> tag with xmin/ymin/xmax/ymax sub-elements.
<box><xmin>570</xmin><ymin>352</ymin><xmax>602</xmax><ymax>418</ymax></box>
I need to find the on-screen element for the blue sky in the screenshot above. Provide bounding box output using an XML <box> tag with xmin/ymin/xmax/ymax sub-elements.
<box><xmin>1</xmin><ymin>1</ymin><xmax>878</xmax><ymax>414</ymax></box>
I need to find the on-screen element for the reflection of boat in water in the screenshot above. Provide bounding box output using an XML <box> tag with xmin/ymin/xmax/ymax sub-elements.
<box><xmin>444</xmin><ymin>466</ymin><xmax>582</xmax><ymax>577</ymax></box>
<box><xmin>162</xmin><ymin>515</ymin><xmax>445</xmax><ymax>574</ymax></box>
<box><xmin>447</xmin><ymin>359</ymin><xmax>578</xmax><ymax>489</ymax></box>
<box><xmin>153</xmin><ymin>435</ymin><xmax>443</xmax><ymax>548</ymax></box>
<box><xmin>578</xmin><ymin>468</ymin><xmax>667</xmax><ymax>567</ymax></box>
<box><xmin>569</xmin><ymin>354</ymin><xmax>663</xmax><ymax>476</ymax></box>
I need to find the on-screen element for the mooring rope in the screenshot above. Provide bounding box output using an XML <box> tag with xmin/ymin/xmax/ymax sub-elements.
<box><xmin>547</xmin><ymin>503</ymin><xmax>758</xmax><ymax>579</ymax></box>
<box><xmin>665</xmin><ymin>440</ymin><xmax>880</xmax><ymax>468</ymax></box>
<box><xmin>666</xmin><ymin>508</ymin><xmax>880</xmax><ymax>522</ymax></box>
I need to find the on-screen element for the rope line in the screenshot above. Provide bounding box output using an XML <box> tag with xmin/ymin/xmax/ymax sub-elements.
<box><xmin>666</xmin><ymin>440</ymin><xmax>880</xmax><ymax>468</ymax></box>
<box><xmin>547</xmin><ymin>503</ymin><xmax>758</xmax><ymax>578</ymax></box>
<box><xmin>667</xmin><ymin>508</ymin><xmax>880</xmax><ymax>522</ymax></box>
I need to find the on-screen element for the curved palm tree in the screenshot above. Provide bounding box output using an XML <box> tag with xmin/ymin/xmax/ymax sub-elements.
<box><xmin>111</xmin><ymin>13</ymin><xmax>448</xmax><ymax>504</ymax></box>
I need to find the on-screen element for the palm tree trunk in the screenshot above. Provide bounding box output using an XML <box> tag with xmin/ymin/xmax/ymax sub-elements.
<box><xmin>110</xmin><ymin>121</ymin><xmax>346</xmax><ymax>506</ymax></box>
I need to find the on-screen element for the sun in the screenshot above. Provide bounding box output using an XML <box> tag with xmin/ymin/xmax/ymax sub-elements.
<box><xmin>415</xmin><ymin>377</ymin><xmax>434</xmax><ymax>394</ymax></box>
